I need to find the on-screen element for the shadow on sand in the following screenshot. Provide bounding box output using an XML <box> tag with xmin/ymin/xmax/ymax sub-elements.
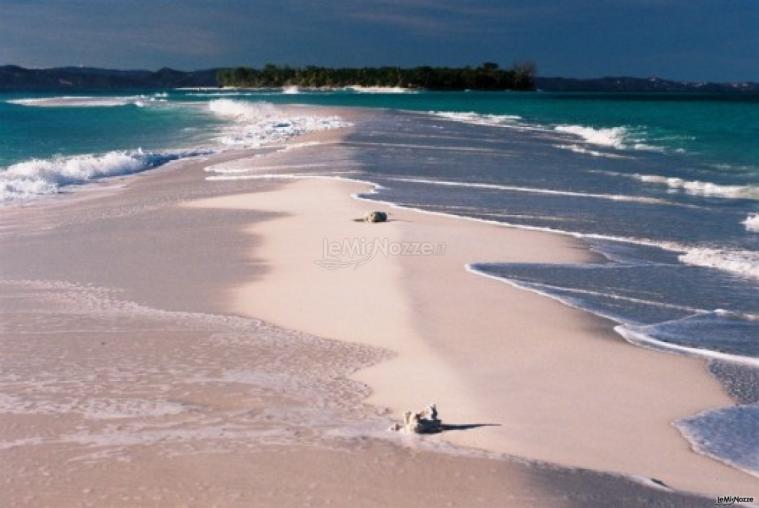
<box><xmin>435</xmin><ymin>423</ymin><xmax>501</xmax><ymax>433</ymax></box>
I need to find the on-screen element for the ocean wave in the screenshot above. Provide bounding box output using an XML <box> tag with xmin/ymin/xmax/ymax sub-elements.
<box><xmin>554</xmin><ymin>125</ymin><xmax>627</xmax><ymax>149</ymax></box>
<box><xmin>345</xmin><ymin>86</ymin><xmax>415</xmax><ymax>94</ymax></box>
<box><xmin>7</xmin><ymin>93</ymin><xmax>168</xmax><ymax>108</ymax></box>
<box><xmin>429</xmin><ymin>113</ymin><xmax>662</xmax><ymax>154</ymax></box>
<box><xmin>428</xmin><ymin>111</ymin><xmax>523</xmax><ymax>127</ymax></box>
<box><xmin>678</xmin><ymin>247</ymin><xmax>759</xmax><ymax>280</ymax></box>
<box><xmin>743</xmin><ymin>213</ymin><xmax>759</xmax><ymax>232</ymax></box>
<box><xmin>553</xmin><ymin>124</ymin><xmax>668</xmax><ymax>153</ymax></box>
<box><xmin>208</xmin><ymin>99</ymin><xmax>350</xmax><ymax>148</ymax></box>
<box><xmin>0</xmin><ymin>148</ymin><xmax>209</xmax><ymax>202</ymax></box>
<box><xmin>188</xmin><ymin>90</ymin><xmax>313</xmax><ymax>97</ymax></box>
<box><xmin>632</xmin><ymin>174</ymin><xmax>759</xmax><ymax>199</ymax></box>
<box><xmin>186</xmin><ymin>92</ymin><xmax>262</xmax><ymax>97</ymax></box>
<box><xmin>554</xmin><ymin>144</ymin><xmax>629</xmax><ymax>159</ymax></box>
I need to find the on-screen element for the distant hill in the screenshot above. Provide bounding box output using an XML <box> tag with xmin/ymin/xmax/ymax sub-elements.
<box><xmin>0</xmin><ymin>65</ymin><xmax>757</xmax><ymax>93</ymax></box>
<box><xmin>0</xmin><ymin>66</ymin><xmax>218</xmax><ymax>90</ymax></box>
<box><xmin>536</xmin><ymin>76</ymin><xmax>759</xmax><ymax>93</ymax></box>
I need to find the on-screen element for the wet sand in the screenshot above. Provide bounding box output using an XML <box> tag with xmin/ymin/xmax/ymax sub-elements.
<box><xmin>0</xmin><ymin>107</ymin><xmax>745</xmax><ymax>506</ymax></box>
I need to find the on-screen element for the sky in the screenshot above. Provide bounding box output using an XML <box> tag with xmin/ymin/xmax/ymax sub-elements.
<box><xmin>0</xmin><ymin>0</ymin><xmax>757</xmax><ymax>81</ymax></box>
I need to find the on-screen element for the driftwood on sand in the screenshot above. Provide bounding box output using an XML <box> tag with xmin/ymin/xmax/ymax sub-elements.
<box><xmin>389</xmin><ymin>404</ymin><xmax>442</xmax><ymax>434</ymax></box>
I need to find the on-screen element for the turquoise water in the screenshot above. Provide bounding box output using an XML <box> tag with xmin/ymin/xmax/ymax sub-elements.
<box><xmin>3</xmin><ymin>90</ymin><xmax>759</xmax><ymax>175</ymax></box>
<box><xmin>173</xmin><ymin>89</ymin><xmax>759</xmax><ymax>177</ymax></box>
<box><xmin>0</xmin><ymin>92</ymin><xmax>219</xmax><ymax>167</ymax></box>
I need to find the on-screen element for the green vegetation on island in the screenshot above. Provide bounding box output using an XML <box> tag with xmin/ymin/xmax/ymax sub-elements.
<box><xmin>216</xmin><ymin>63</ymin><xmax>537</xmax><ymax>91</ymax></box>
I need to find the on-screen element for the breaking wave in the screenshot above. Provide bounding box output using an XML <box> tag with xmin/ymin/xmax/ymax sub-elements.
<box><xmin>743</xmin><ymin>213</ymin><xmax>759</xmax><ymax>232</ymax></box>
<box><xmin>0</xmin><ymin>148</ymin><xmax>209</xmax><ymax>203</ymax></box>
<box><xmin>208</xmin><ymin>99</ymin><xmax>350</xmax><ymax>147</ymax></box>
<box><xmin>554</xmin><ymin>124</ymin><xmax>629</xmax><ymax>149</ymax></box>
<box><xmin>428</xmin><ymin>111</ymin><xmax>523</xmax><ymax>127</ymax></box>
<box><xmin>554</xmin><ymin>144</ymin><xmax>629</xmax><ymax>159</ymax></box>
<box><xmin>553</xmin><ymin>124</ymin><xmax>668</xmax><ymax>153</ymax></box>
<box><xmin>7</xmin><ymin>93</ymin><xmax>168</xmax><ymax>108</ymax></box>
<box><xmin>429</xmin><ymin>114</ymin><xmax>664</xmax><ymax>154</ymax></box>
<box><xmin>633</xmin><ymin>174</ymin><xmax>759</xmax><ymax>200</ymax></box>
<box><xmin>346</xmin><ymin>86</ymin><xmax>415</xmax><ymax>94</ymax></box>
<box><xmin>678</xmin><ymin>247</ymin><xmax>759</xmax><ymax>280</ymax></box>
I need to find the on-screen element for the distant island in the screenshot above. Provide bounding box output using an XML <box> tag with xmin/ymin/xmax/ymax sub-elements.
<box><xmin>1</xmin><ymin>64</ymin><xmax>757</xmax><ymax>93</ymax></box>
<box><xmin>216</xmin><ymin>63</ymin><xmax>536</xmax><ymax>90</ymax></box>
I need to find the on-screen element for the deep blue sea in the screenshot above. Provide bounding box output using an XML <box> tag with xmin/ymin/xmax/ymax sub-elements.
<box><xmin>1</xmin><ymin>88</ymin><xmax>757</xmax><ymax>475</ymax></box>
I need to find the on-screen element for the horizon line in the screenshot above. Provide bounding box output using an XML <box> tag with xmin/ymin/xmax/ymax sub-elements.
<box><xmin>2</xmin><ymin>64</ymin><xmax>758</xmax><ymax>85</ymax></box>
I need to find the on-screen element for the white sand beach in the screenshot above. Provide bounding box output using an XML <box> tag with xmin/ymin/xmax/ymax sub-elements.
<box><xmin>1</xmin><ymin>108</ymin><xmax>755</xmax><ymax>507</ymax></box>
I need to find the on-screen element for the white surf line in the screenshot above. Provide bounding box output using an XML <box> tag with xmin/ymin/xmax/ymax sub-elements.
<box><xmin>205</xmin><ymin>161</ymin><xmax>759</xmax><ymax>489</ymax></box>
<box><xmin>202</xmin><ymin>170</ymin><xmax>759</xmax><ymax>372</ymax></box>
<box><xmin>674</xmin><ymin>408</ymin><xmax>759</xmax><ymax>482</ymax></box>
<box><xmin>210</xmin><ymin>172</ymin><xmax>696</xmax><ymax>248</ymax></box>
<box><xmin>466</xmin><ymin>265</ymin><xmax>759</xmax><ymax>368</ymax></box>
<box><xmin>500</xmin><ymin>277</ymin><xmax>709</xmax><ymax>314</ymax></box>
<box><xmin>384</xmin><ymin>177</ymin><xmax>680</xmax><ymax>206</ymax></box>
<box><xmin>616</xmin><ymin>326</ymin><xmax>759</xmax><ymax>369</ymax></box>
<box><xmin>555</xmin><ymin>144</ymin><xmax>631</xmax><ymax>160</ymax></box>
<box><xmin>204</xmin><ymin>171</ymin><xmax>756</xmax><ymax>284</ymax></box>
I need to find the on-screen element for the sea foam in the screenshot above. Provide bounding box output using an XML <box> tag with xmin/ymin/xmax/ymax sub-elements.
<box><xmin>743</xmin><ymin>213</ymin><xmax>759</xmax><ymax>232</ymax></box>
<box><xmin>346</xmin><ymin>86</ymin><xmax>415</xmax><ymax>94</ymax></box>
<box><xmin>633</xmin><ymin>174</ymin><xmax>759</xmax><ymax>199</ymax></box>
<box><xmin>554</xmin><ymin>144</ymin><xmax>629</xmax><ymax>159</ymax></box>
<box><xmin>429</xmin><ymin>112</ymin><xmax>662</xmax><ymax>153</ymax></box>
<box><xmin>0</xmin><ymin>148</ymin><xmax>208</xmax><ymax>202</ymax></box>
<box><xmin>7</xmin><ymin>93</ymin><xmax>168</xmax><ymax>108</ymax></box>
<box><xmin>678</xmin><ymin>247</ymin><xmax>759</xmax><ymax>280</ymax></box>
<box><xmin>554</xmin><ymin>125</ymin><xmax>628</xmax><ymax>149</ymax></box>
<box><xmin>208</xmin><ymin>99</ymin><xmax>350</xmax><ymax>148</ymax></box>
<box><xmin>428</xmin><ymin>111</ymin><xmax>523</xmax><ymax>126</ymax></box>
<box><xmin>554</xmin><ymin>124</ymin><xmax>667</xmax><ymax>153</ymax></box>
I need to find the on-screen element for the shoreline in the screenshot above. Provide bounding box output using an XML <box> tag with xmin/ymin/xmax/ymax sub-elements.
<box><xmin>195</xmin><ymin>171</ymin><xmax>756</xmax><ymax>496</ymax></box>
<box><xmin>197</xmin><ymin>115</ymin><xmax>758</xmax><ymax>495</ymax></box>
<box><xmin>1</xmin><ymin>106</ymin><xmax>756</xmax><ymax>505</ymax></box>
